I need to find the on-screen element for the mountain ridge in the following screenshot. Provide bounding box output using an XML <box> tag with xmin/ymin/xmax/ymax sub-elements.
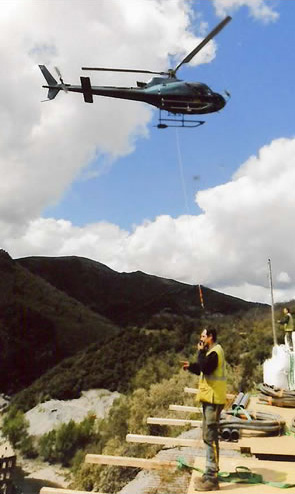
<box><xmin>0</xmin><ymin>250</ymin><xmax>119</xmax><ymax>394</ymax></box>
<box><xmin>0</xmin><ymin>249</ymin><xmax>268</xmax><ymax>397</ymax></box>
<box><xmin>17</xmin><ymin>254</ymin><xmax>267</xmax><ymax>327</ymax></box>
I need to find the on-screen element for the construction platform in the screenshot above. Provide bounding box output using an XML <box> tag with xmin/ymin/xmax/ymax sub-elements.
<box><xmin>235</xmin><ymin>396</ymin><xmax>295</xmax><ymax>459</ymax></box>
<box><xmin>38</xmin><ymin>390</ymin><xmax>295</xmax><ymax>494</ymax></box>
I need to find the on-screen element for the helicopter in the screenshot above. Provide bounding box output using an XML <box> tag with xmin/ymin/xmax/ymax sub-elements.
<box><xmin>39</xmin><ymin>15</ymin><xmax>231</xmax><ymax>129</ymax></box>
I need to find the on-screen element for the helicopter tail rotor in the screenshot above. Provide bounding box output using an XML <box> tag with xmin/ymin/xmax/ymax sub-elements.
<box><xmin>54</xmin><ymin>66</ymin><xmax>69</xmax><ymax>93</ymax></box>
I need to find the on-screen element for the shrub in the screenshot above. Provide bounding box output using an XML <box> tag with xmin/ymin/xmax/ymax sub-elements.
<box><xmin>1</xmin><ymin>406</ymin><xmax>30</xmax><ymax>448</ymax></box>
<box><xmin>39</xmin><ymin>429</ymin><xmax>57</xmax><ymax>463</ymax></box>
<box><xmin>38</xmin><ymin>414</ymin><xmax>96</xmax><ymax>466</ymax></box>
<box><xmin>19</xmin><ymin>435</ymin><xmax>38</xmax><ymax>459</ymax></box>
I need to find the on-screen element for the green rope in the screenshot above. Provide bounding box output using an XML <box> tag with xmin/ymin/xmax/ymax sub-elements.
<box><xmin>177</xmin><ymin>458</ymin><xmax>295</xmax><ymax>488</ymax></box>
<box><xmin>232</xmin><ymin>405</ymin><xmax>252</xmax><ymax>421</ymax></box>
<box><xmin>284</xmin><ymin>427</ymin><xmax>295</xmax><ymax>437</ymax></box>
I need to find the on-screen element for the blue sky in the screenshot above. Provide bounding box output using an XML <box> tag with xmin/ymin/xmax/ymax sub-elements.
<box><xmin>1</xmin><ymin>0</ymin><xmax>295</xmax><ymax>303</ymax></box>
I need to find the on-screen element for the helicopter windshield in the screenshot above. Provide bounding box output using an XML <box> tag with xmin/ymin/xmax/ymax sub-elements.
<box><xmin>190</xmin><ymin>83</ymin><xmax>213</xmax><ymax>96</ymax></box>
<box><xmin>146</xmin><ymin>77</ymin><xmax>165</xmax><ymax>87</ymax></box>
<box><xmin>146</xmin><ymin>76</ymin><xmax>179</xmax><ymax>87</ymax></box>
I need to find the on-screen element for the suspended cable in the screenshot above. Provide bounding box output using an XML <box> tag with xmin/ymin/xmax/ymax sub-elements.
<box><xmin>175</xmin><ymin>129</ymin><xmax>204</xmax><ymax>309</ymax></box>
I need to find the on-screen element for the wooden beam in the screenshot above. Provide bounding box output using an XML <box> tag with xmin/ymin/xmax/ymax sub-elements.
<box><xmin>41</xmin><ymin>489</ymin><xmax>108</xmax><ymax>494</ymax></box>
<box><xmin>147</xmin><ymin>417</ymin><xmax>202</xmax><ymax>427</ymax></box>
<box><xmin>169</xmin><ymin>404</ymin><xmax>202</xmax><ymax>413</ymax></box>
<box><xmin>184</xmin><ymin>387</ymin><xmax>198</xmax><ymax>394</ymax></box>
<box><xmin>85</xmin><ymin>454</ymin><xmax>177</xmax><ymax>470</ymax></box>
<box><xmin>126</xmin><ymin>433</ymin><xmax>201</xmax><ymax>448</ymax></box>
<box><xmin>126</xmin><ymin>434</ymin><xmax>238</xmax><ymax>451</ymax></box>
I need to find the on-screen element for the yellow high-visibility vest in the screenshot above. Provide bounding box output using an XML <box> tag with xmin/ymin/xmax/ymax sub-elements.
<box><xmin>284</xmin><ymin>314</ymin><xmax>294</xmax><ymax>332</ymax></box>
<box><xmin>198</xmin><ymin>343</ymin><xmax>226</xmax><ymax>404</ymax></box>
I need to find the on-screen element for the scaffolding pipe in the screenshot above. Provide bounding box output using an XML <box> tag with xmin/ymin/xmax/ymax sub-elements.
<box><xmin>268</xmin><ymin>258</ymin><xmax>277</xmax><ymax>346</ymax></box>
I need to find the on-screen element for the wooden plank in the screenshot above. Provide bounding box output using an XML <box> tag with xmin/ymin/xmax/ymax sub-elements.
<box><xmin>126</xmin><ymin>433</ymin><xmax>240</xmax><ymax>451</ymax></box>
<box><xmin>85</xmin><ymin>454</ymin><xmax>177</xmax><ymax>470</ymax></box>
<box><xmin>169</xmin><ymin>404</ymin><xmax>202</xmax><ymax>413</ymax></box>
<box><xmin>250</xmin><ymin>396</ymin><xmax>295</xmax><ymax>426</ymax></box>
<box><xmin>184</xmin><ymin>387</ymin><xmax>198</xmax><ymax>394</ymax></box>
<box><xmin>126</xmin><ymin>433</ymin><xmax>202</xmax><ymax>447</ymax></box>
<box><xmin>238</xmin><ymin>434</ymin><xmax>295</xmax><ymax>457</ymax></box>
<box><xmin>187</xmin><ymin>456</ymin><xmax>295</xmax><ymax>494</ymax></box>
<box><xmin>41</xmin><ymin>489</ymin><xmax>108</xmax><ymax>494</ymax></box>
<box><xmin>147</xmin><ymin>417</ymin><xmax>202</xmax><ymax>427</ymax></box>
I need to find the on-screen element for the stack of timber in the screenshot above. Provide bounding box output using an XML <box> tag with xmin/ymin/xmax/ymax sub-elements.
<box><xmin>237</xmin><ymin>396</ymin><xmax>295</xmax><ymax>460</ymax></box>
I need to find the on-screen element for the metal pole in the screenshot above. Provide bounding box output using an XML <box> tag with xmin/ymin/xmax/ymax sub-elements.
<box><xmin>268</xmin><ymin>258</ymin><xmax>277</xmax><ymax>346</ymax></box>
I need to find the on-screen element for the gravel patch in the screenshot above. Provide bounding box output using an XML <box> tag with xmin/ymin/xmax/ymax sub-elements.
<box><xmin>25</xmin><ymin>389</ymin><xmax>121</xmax><ymax>436</ymax></box>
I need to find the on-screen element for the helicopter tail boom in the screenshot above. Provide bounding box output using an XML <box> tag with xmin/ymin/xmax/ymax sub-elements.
<box><xmin>39</xmin><ymin>65</ymin><xmax>61</xmax><ymax>100</ymax></box>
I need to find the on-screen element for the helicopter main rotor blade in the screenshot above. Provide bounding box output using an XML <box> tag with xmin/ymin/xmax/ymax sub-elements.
<box><xmin>172</xmin><ymin>15</ymin><xmax>232</xmax><ymax>75</ymax></box>
<box><xmin>81</xmin><ymin>67</ymin><xmax>169</xmax><ymax>76</ymax></box>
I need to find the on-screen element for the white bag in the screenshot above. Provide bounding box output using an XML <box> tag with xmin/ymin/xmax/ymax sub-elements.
<box><xmin>263</xmin><ymin>344</ymin><xmax>290</xmax><ymax>390</ymax></box>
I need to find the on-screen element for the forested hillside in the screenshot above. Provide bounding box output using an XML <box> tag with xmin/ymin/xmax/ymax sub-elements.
<box><xmin>17</xmin><ymin>255</ymin><xmax>265</xmax><ymax>326</ymax></box>
<box><xmin>0</xmin><ymin>250</ymin><xmax>119</xmax><ymax>394</ymax></box>
<box><xmin>0</xmin><ymin>248</ymin><xmax>273</xmax><ymax>399</ymax></box>
<box><xmin>11</xmin><ymin>305</ymin><xmax>277</xmax><ymax>413</ymax></box>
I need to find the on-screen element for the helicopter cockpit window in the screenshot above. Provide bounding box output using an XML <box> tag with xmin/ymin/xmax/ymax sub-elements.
<box><xmin>200</xmin><ymin>85</ymin><xmax>213</xmax><ymax>95</ymax></box>
<box><xmin>190</xmin><ymin>83</ymin><xmax>211</xmax><ymax>96</ymax></box>
<box><xmin>146</xmin><ymin>77</ymin><xmax>165</xmax><ymax>87</ymax></box>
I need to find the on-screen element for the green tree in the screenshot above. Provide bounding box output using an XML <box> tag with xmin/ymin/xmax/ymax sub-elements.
<box><xmin>38</xmin><ymin>414</ymin><xmax>96</xmax><ymax>466</ymax></box>
<box><xmin>19</xmin><ymin>435</ymin><xmax>38</xmax><ymax>458</ymax></box>
<box><xmin>39</xmin><ymin>430</ymin><xmax>57</xmax><ymax>463</ymax></box>
<box><xmin>2</xmin><ymin>406</ymin><xmax>30</xmax><ymax>448</ymax></box>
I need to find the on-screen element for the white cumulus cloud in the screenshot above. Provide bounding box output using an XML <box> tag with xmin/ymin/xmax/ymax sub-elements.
<box><xmin>0</xmin><ymin>0</ymin><xmax>215</xmax><ymax>228</ymax></box>
<box><xmin>6</xmin><ymin>137</ymin><xmax>295</xmax><ymax>303</ymax></box>
<box><xmin>0</xmin><ymin>0</ymin><xmax>291</xmax><ymax>304</ymax></box>
<box><xmin>212</xmin><ymin>0</ymin><xmax>279</xmax><ymax>23</ymax></box>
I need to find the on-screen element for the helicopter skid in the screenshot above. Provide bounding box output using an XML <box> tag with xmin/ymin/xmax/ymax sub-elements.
<box><xmin>156</xmin><ymin>110</ymin><xmax>205</xmax><ymax>129</ymax></box>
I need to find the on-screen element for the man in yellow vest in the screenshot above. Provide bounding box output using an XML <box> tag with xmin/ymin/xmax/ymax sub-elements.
<box><xmin>183</xmin><ymin>328</ymin><xmax>226</xmax><ymax>491</ymax></box>
<box><xmin>277</xmin><ymin>307</ymin><xmax>294</xmax><ymax>350</ymax></box>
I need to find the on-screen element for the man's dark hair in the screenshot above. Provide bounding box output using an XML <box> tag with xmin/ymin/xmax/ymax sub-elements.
<box><xmin>285</xmin><ymin>307</ymin><xmax>290</xmax><ymax>313</ymax></box>
<box><xmin>206</xmin><ymin>328</ymin><xmax>217</xmax><ymax>342</ymax></box>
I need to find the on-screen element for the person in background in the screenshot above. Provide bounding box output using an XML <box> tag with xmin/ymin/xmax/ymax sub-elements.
<box><xmin>278</xmin><ymin>307</ymin><xmax>294</xmax><ymax>350</ymax></box>
<box><xmin>182</xmin><ymin>327</ymin><xmax>226</xmax><ymax>492</ymax></box>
